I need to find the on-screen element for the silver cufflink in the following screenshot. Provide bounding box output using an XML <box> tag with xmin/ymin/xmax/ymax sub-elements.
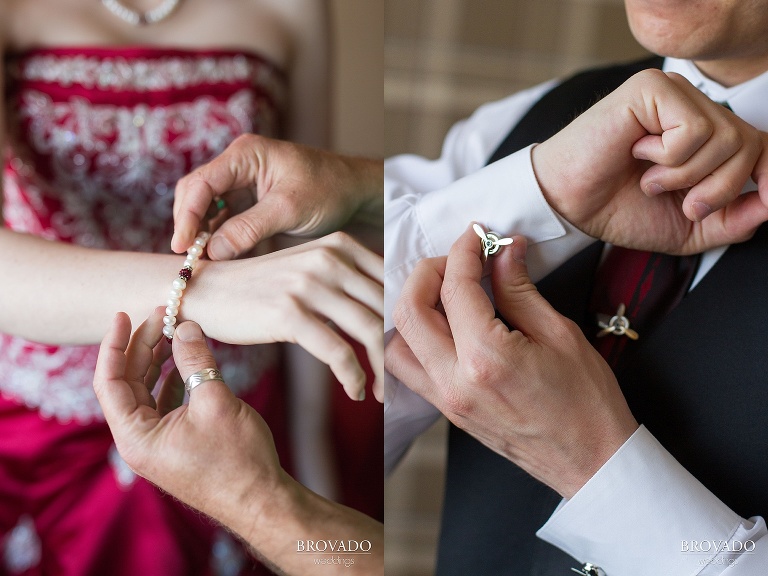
<box><xmin>571</xmin><ymin>563</ymin><xmax>605</xmax><ymax>576</ymax></box>
<box><xmin>473</xmin><ymin>223</ymin><xmax>513</xmax><ymax>258</ymax></box>
<box><xmin>597</xmin><ymin>303</ymin><xmax>639</xmax><ymax>340</ymax></box>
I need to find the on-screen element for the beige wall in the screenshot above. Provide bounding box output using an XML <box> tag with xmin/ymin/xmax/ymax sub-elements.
<box><xmin>332</xmin><ymin>0</ymin><xmax>384</xmax><ymax>157</ymax></box>
<box><xmin>384</xmin><ymin>1</ymin><xmax>647</xmax><ymax>574</ymax></box>
<box><xmin>386</xmin><ymin>0</ymin><xmax>648</xmax><ymax>158</ymax></box>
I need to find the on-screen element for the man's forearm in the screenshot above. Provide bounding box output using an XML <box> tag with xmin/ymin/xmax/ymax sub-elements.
<box><xmin>226</xmin><ymin>473</ymin><xmax>383</xmax><ymax>576</ymax></box>
<box><xmin>346</xmin><ymin>156</ymin><xmax>383</xmax><ymax>228</ymax></box>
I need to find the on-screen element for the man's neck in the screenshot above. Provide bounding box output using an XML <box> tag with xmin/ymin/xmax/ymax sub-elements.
<box><xmin>694</xmin><ymin>56</ymin><xmax>768</xmax><ymax>88</ymax></box>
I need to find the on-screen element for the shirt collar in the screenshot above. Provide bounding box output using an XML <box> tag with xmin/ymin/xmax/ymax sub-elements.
<box><xmin>663</xmin><ymin>57</ymin><xmax>768</xmax><ymax>130</ymax></box>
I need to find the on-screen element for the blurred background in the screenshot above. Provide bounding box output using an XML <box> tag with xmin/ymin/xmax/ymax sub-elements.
<box><xmin>332</xmin><ymin>0</ymin><xmax>384</xmax><ymax>156</ymax></box>
<box><xmin>384</xmin><ymin>0</ymin><xmax>648</xmax><ymax>574</ymax></box>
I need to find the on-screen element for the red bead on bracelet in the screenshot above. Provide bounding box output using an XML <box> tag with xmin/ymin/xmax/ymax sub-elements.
<box><xmin>162</xmin><ymin>232</ymin><xmax>210</xmax><ymax>342</ymax></box>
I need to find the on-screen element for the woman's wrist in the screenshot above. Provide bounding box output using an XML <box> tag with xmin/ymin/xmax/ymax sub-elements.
<box><xmin>177</xmin><ymin>257</ymin><xmax>222</xmax><ymax>335</ymax></box>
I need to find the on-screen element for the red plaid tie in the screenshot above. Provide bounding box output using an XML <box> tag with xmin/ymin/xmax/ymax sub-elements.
<box><xmin>589</xmin><ymin>247</ymin><xmax>700</xmax><ymax>369</ymax></box>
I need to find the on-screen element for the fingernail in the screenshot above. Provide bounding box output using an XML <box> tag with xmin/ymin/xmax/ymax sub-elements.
<box><xmin>692</xmin><ymin>201</ymin><xmax>713</xmax><ymax>221</ymax></box>
<box><xmin>511</xmin><ymin>238</ymin><xmax>527</xmax><ymax>263</ymax></box>
<box><xmin>646</xmin><ymin>182</ymin><xmax>666</xmax><ymax>196</ymax></box>
<box><xmin>209</xmin><ymin>237</ymin><xmax>235</xmax><ymax>260</ymax></box>
<box><xmin>171</xmin><ymin>235</ymin><xmax>183</xmax><ymax>254</ymax></box>
<box><xmin>358</xmin><ymin>389</ymin><xmax>366</xmax><ymax>402</ymax></box>
<box><xmin>175</xmin><ymin>322</ymin><xmax>204</xmax><ymax>342</ymax></box>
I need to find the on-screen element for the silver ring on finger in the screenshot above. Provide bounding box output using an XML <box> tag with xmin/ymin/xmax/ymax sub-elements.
<box><xmin>184</xmin><ymin>368</ymin><xmax>225</xmax><ymax>394</ymax></box>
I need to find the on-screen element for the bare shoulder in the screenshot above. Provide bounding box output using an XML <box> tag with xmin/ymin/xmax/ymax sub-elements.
<box><xmin>205</xmin><ymin>0</ymin><xmax>328</xmax><ymax>67</ymax></box>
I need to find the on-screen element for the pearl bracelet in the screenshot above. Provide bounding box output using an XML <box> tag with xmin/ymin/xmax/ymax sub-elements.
<box><xmin>162</xmin><ymin>231</ymin><xmax>210</xmax><ymax>342</ymax></box>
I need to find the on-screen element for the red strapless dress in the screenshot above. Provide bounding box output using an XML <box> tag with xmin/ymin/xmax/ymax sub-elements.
<box><xmin>0</xmin><ymin>47</ymin><xmax>289</xmax><ymax>576</ymax></box>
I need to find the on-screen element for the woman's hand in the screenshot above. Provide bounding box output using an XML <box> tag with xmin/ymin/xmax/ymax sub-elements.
<box><xmin>185</xmin><ymin>231</ymin><xmax>384</xmax><ymax>402</ymax></box>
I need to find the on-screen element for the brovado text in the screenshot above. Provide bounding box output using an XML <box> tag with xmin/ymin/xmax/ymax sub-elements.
<box><xmin>296</xmin><ymin>540</ymin><xmax>372</xmax><ymax>553</ymax></box>
<box><xmin>681</xmin><ymin>540</ymin><xmax>756</xmax><ymax>553</ymax></box>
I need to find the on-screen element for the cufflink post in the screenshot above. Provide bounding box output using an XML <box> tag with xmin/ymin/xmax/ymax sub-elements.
<box><xmin>571</xmin><ymin>563</ymin><xmax>605</xmax><ymax>576</ymax></box>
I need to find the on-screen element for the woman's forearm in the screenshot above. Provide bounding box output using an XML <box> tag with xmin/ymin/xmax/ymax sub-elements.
<box><xmin>0</xmin><ymin>228</ymin><xmax>198</xmax><ymax>344</ymax></box>
<box><xmin>2</xmin><ymin>228</ymin><xmax>383</xmax><ymax>399</ymax></box>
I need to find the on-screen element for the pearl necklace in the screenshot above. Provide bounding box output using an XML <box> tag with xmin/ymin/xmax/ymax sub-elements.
<box><xmin>100</xmin><ymin>0</ymin><xmax>181</xmax><ymax>26</ymax></box>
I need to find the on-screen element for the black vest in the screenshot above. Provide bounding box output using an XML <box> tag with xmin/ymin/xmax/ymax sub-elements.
<box><xmin>436</xmin><ymin>56</ymin><xmax>768</xmax><ymax>574</ymax></box>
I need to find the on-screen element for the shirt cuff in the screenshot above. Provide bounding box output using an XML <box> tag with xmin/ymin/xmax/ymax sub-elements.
<box><xmin>417</xmin><ymin>144</ymin><xmax>561</xmax><ymax>250</ymax></box>
<box><xmin>537</xmin><ymin>425</ymin><xmax>759</xmax><ymax>575</ymax></box>
<box><xmin>415</xmin><ymin>144</ymin><xmax>594</xmax><ymax>284</ymax></box>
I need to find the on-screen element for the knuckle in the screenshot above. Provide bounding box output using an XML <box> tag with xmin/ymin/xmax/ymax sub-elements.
<box><xmin>184</xmin><ymin>169</ymin><xmax>209</xmax><ymax>192</ymax></box>
<box><xmin>689</xmin><ymin>116</ymin><xmax>714</xmax><ymax>143</ymax></box>
<box><xmin>179</xmin><ymin>349</ymin><xmax>216</xmax><ymax>372</ymax></box>
<box><xmin>507</xmin><ymin>272</ymin><xmax>535</xmax><ymax>291</ymax></box>
<box><xmin>330</xmin><ymin>341</ymin><xmax>358</xmax><ymax>370</ymax></box>
<box><xmin>392</xmin><ymin>299</ymin><xmax>416</xmax><ymax>338</ymax></box>
<box><xmin>313</xmin><ymin>246</ymin><xmax>341</xmax><ymax>268</ymax></box>
<box><xmin>412</xmin><ymin>257</ymin><xmax>434</xmax><ymax>277</ymax></box>
<box><xmin>462</xmin><ymin>350</ymin><xmax>494</xmax><ymax>385</ymax></box>
<box><xmin>369</xmin><ymin>316</ymin><xmax>385</xmax><ymax>339</ymax></box>
<box><xmin>175</xmin><ymin>172</ymin><xmax>191</xmax><ymax>191</ymax></box>
<box><xmin>713</xmin><ymin>180</ymin><xmax>741</xmax><ymax>201</ymax></box>
<box><xmin>383</xmin><ymin>344</ymin><xmax>400</xmax><ymax>375</ymax></box>
<box><xmin>324</xmin><ymin>230</ymin><xmax>355</xmax><ymax>249</ymax></box>
<box><xmin>231</xmin><ymin>133</ymin><xmax>258</xmax><ymax>150</ymax></box>
<box><xmin>227</xmin><ymin>216</ymin><xmax>263</xmax><ymax>248</ymax></box>
<box><xmin>502</xmin><ymin>279</ymin><xmax>540</xmax><ymax>310</ymax></box>
<box><xmin>440</xmin><ymin>385</ymin><xmax>471</xmax><ymax>417</ymax></box>
<box><xmin>664</xmin><ymin>70</ymin><xmax>684</xmax><ymax>83</ymax></box>
<box><xmin>634</xmin><ymin>68</ymin><xmax>666</xmax><ymax>87</ymax></box>
<box><xmin>280</xmin><ymin>293</ymin><xmax>304</xmax><ymax>318</ymax></box>
<box><xmin>366</xmin><ymin>330</ymin><xmax>385</xmax><ymax>360</ymax></box>
<box><xmin>359</xmin><ymin>312</ymin><xmax>384</xmax><ymax>342</ymax></box>
<box><xmin>289</xmin><ymin>272</ymin><xmax>314</xmax><ymax>295</ymax></box>
<box><xmin>274</xmin><ymin>193</ymin><xmax>300</xmax><ymax>219</ymax></box>
<box><xmin>440</xmin><ymin>279</ymin><xmax>459</xmax><ymax>308</ymax></box>
<box><xmin>549</xmin><ymin>316</ymin><xmax>582</xmax><ymax>344</ymax></box>
<box><xmin>719</xmin><ymin>124</ymin><xmax>742</xmax><ymax>152</ymax></box>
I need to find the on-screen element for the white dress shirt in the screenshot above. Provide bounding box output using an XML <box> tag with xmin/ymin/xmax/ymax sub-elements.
<box><xmin>384</xmin><ymin>57</ymin><xmax>768</xmax><ymax>574</ymax></box>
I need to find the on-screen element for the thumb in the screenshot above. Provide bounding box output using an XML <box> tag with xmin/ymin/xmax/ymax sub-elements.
<box><xmin>207</xmin><ymin>193</ymin><xmax>295</xmax><ymax>260</ymax></box>
<box><xmin>171</xmin><ymin>322</ymin><xmax>234</xmax><ymax>407</ymax></box>
<box><xmin>490</xmin><ymin>236</ymin><xmax>560</xmax><ymax>336</ymax></box>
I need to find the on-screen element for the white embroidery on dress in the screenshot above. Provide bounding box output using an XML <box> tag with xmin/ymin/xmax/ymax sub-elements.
<box><xmin>12</xmin><ymin>89</ymin><xmax>273</xmax><ymax>250</ymax></box>
<box><xmin>0</xmin><ymin>332</ymin><xmax>276</xmax><ymax>424</ymax></box>
<box><xmin>108</xmin><ymin>444</ymin><xmax>138</xmax><ymax>489</ymax></box>
<box><xmin>11</xmin><ymin>53</ymin><xmax>285</xmax><ymax>102</ymax></box>
<box><xmin>211</xmin><ymin>530</ymin><xmax>246</xmax><ymax>576</ymax></box>
<box><xmin>2</xmin><ymin>515</ymin><xmax>42</xmax><ymax>574</ymax></box>
<box><xmin>0</xmin><ymin>336</ymin><xmax>104</xmax><ymax>423</ymax></box>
